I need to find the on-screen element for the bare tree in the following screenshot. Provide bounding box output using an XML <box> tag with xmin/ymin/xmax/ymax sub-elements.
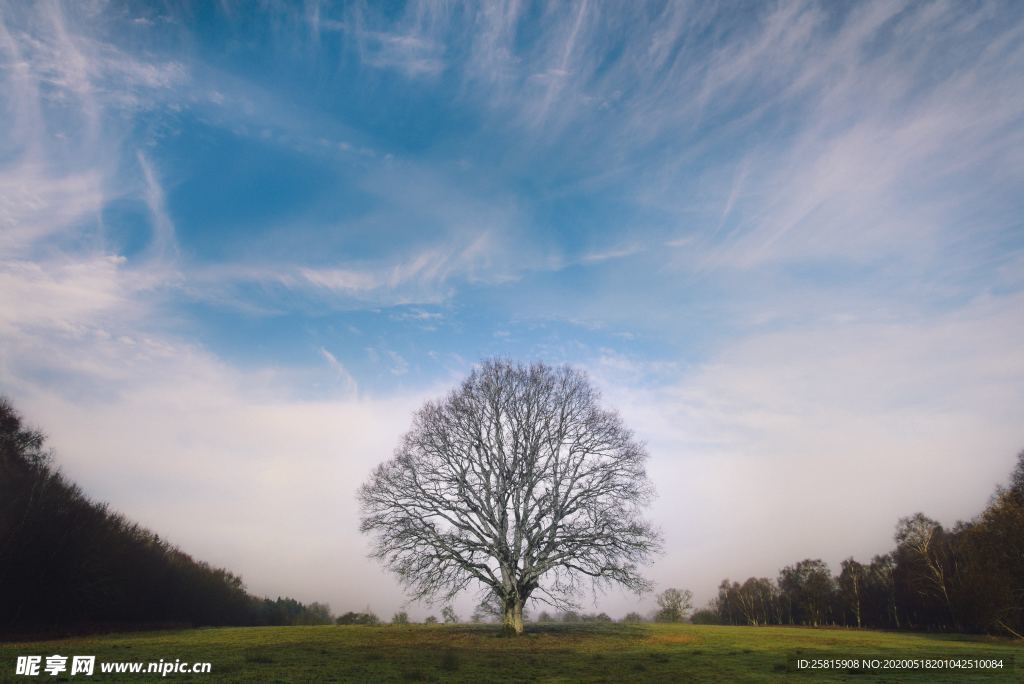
<box><xmin>734</xmin><ymin>578</ymin><xmax>778</xmax><ymax>626</ymax></box>
<box><xmin>895</xmin><ymin>513</ymin><xmax>957</xmax><ymax>628</ymax></box>
<box><xmin>778</xmin><ymin>559</ymin><xmax>834</xmax><ymax>627</ymax></box>
<box><xmin>838</xmin><ymin>558</ymin><xmax>865</xmax><ymax>628</ymax></box>
<box><xmin>358</xmin><ymin>359</ymin><xmax>662</xmax><ymax>634</ymax></box>
<box><xmin>440</xmin><ymin>605</ymin><xmax>459</xmax><ymax>624</ymax></box>
<box><xmin>655</xmin><ymin>587</ymin><xmax>693</xmax><ymax>622</ymax></box>
<box><xmin>867</xmin><ymin>553</ymin><xmax>900</xmax><ymax>628</ymax></box>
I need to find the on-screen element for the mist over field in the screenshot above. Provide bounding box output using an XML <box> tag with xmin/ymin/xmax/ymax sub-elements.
<box><xmin>2</xmin><ymin>0</ymin><xmax>1023</xmax><ymax>622</ymax></box>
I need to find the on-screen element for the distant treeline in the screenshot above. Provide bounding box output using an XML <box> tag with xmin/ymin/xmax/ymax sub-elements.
<box><xmin>692</xmin><ymin>451</ymin><xmax>1024</xmax><ymax>637</ymax></box>
<box><xmin>0</xmin><ymin>398</ymin><xmax>332</xmax><ymax>633</ymax></box>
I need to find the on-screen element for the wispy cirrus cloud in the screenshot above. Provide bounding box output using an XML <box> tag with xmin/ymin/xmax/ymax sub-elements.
<box><xmin>0</xmin><ymin>164</ymin><xmax>106</xmax><ymax>253</ymax></box>
<box><xmin>358</xmin><ymin>29</ymin><xmax>445</xmax><ymax>77</ymax></box>
<box><xmin>312</xmin><ymin>0</ymin><xmax>448</xmax><ymax>78</ymax></box>
<box><xmin>136</xmin><ymin>151</ymin><xmax>179</xmax><ymax>261</ymax></box>
<box><xmin>299</xmin><ymin>230</ymin><xmax>497</xmax><ymax>296</ymax></box>
<box><xmin>319</xmin><ymin>346</ymin><xmax>358</xmax><ymax>396</ymax></box>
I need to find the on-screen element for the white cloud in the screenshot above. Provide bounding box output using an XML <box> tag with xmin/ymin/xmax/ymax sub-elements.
<box><xmin>360</xmin><ymin>30</ymin><xmax>445</xmax><ymax>77</ymax></box>
<box><xmin>319</xmin><ymin>347</ymin><xmax>358</xmax><ymax>397</ymax></box>
<box><xmin>0</xmin><ymin>164</ymin><xmax>106</xmax><ymax>253</ymax></box>
<box><xmin>592</xmin><ymin>293</ymin><xmax>1024</xmax><ymax>607</ymax></box>
<box><xmin>330</xmin><ymin>2</ymin><xmax>447</xmax><ymax>79</ymax></box>
<box><xmin>0</xmin><ymin>2</ymin><xmax>188</xmax><ymax>259</ymax></box>
<box><xmin>578</xmin><ymin>243</ymin><xmax>644</xmax><ymax>265</ymax></box>
<box><xmin>12</xmin><ymin>345</ymin><xmax>440</xmax><ymax>614</ymax></box>
<box><xmin>300</xmin><ymin>266</ymin><xmax>383</xmax><ymax>294</ymax></box>
<box><xmin>136</xmin><ymin>151</ymin><xmax>179</xmax><ymax>260</ymax></box>
<box><xmin>0</xmin><ymin>255</ymin><xmax>131</xmax><ymax>336</ymax></box>
<box><xmin>384</xmin><ymin>350</ymin><xmax>409</xmax><ymax>376</ymax></box>
<box><xmin>296</xmin><ymin>235</ymin><xmax>491</xmax><ymax>303</ymax></box>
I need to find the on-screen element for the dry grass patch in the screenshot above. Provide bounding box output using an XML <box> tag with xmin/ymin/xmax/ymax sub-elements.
<box><xmin>646</xmin><ymin>632</ymin><xmax>701</xmax><ymax>645</ymax></box>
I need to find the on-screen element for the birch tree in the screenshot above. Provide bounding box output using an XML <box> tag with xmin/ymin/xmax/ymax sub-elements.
<box><xmin>839</xmin><ymin>558</ymin><xmax>865</xmax><ymax>628</ymax></box>
<box><xmin>655</xmin><ymin>587</ymin><xmax>693</xmax><ymax>622</ymax></box>
<box><xmin>895</xmin><ymin>513</ymin><xmax>958</xmax><ymax>628</ymax></box>
<box><xmin>358</xmin><ymin>359</ymin><xmax>662</xmax><ymax>634</ymax></box>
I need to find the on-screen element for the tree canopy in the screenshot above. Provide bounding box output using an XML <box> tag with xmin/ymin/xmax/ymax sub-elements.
<box><xmin>655</xmin><ymin>588</ymin><xmax>693</xmax><ymax>622</ymax></box>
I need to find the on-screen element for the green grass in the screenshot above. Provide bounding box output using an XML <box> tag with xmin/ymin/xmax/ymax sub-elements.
<box><xmin>1</xmin><ymin>623</ymin><xmax>1020</xmax><ymax>682</ymax></box>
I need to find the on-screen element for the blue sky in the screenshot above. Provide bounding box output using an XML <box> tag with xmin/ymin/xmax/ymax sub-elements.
<box><xmin>2</xmin><ymin>0</ymin><xmax>1024</xmax><ymax>617</ymax></box>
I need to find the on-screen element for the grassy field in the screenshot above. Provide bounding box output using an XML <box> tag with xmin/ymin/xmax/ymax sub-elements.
<box><xmin>2</xmin><ymin>623</ymin><xmax>1020</xmax><ymax>683</ymax></box>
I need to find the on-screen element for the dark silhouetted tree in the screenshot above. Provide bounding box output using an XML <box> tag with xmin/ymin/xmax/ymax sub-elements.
<box><xmin>335</xmin><ymin>610</ymin><xmax>379</xmax><ymax>625</ymax></box>
<box><xmin>864</xmin><ymin>553</ymin><xmax>900</xmax><ymax>629</ymax></box>
<box><xmin>895</xmin><ymin>513</ymin><xmax>957</xmax><ymax>629</ymax></box>
<box><xmin>690</xmin><ymin>607</ymin><xmax>719</xmax><ymax>624</ymax></box>
<box><xmin>954</xmin><ymin>451</ymin><xmax>1024</xmax><ymax>637</ymax></box>
<box><xmin>779</xmin><ymin>559</ymin><xmax>834</xmax><ymax>626</ymax></box>
<box><xmin>654</xmin><ymin>588</ymin><xmax>693</xmax><ymax>622</ymax></box>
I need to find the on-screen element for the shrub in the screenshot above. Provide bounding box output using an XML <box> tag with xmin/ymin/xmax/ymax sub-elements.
<box><xmin>336</xmin><ymin>611</ymin><xmax>380</xmax><ymax>625</ymax></box>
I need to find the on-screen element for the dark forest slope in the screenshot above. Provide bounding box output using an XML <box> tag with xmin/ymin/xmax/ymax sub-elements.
<box><xmin>0</xmin><ymin>398</ymin><xmax>330</xmax><ymax>633</ymax></box>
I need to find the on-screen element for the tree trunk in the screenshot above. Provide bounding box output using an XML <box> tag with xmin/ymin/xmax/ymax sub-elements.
<box><xmin>854</xmin><ymin>578</ymin><xmax>862</xmax><ymax>628</ymax></box>
<box><xmin>502</xmin><ymin>597</ymin><xmax>525</xmax><ymax>635</ymax></box>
